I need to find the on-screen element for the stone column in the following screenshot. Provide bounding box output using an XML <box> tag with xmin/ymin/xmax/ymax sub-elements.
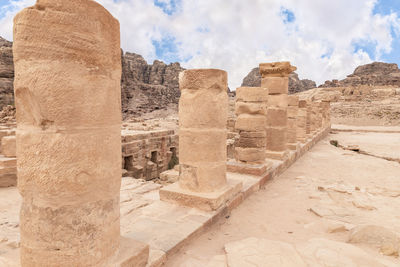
<box><xmin>305</xmin><ymin>100</ymin><xmax>312</xmax><ymax>139</ymax></box>
<box><xmin>316</xmin><ymin>101</ymin><xmax>323</xmax><ymax>132</ymax></box>
<box><xmin>160</xmin><ymin>69</ymin><xmax>242</xmax><ymax>211</ymax></box>
<box><xmin>13</xmin><ymin>1</ymin><xmax>148</xmax><ymax>266</ymax></box>
<box><xmin>321</xmin><ymin>100</ymin><xmax>331</xmax><ymax>130</ymax></box>
<box><xmin>309</xmin><ymin>101</ymin><xmax>318</xmax><ymax>136</ymax></box>
<box><xmin>226</xmin><ymin>87</ymin><xmax>272</xmax><ymax>176</ymax></box>
<box><xmin>297</xmin><ymin>100</ymin><xmax>308</xmax><ymax>143</ymax></box>
<box><xmin>260</xmin><ymin>62</ymin><xmax>296</xmax><ymax>160</ymax></box>
<box><xmin>234</xmin><ymin>87</ymin><xmax>267</xmax><ymax>164</ymax></box>
<box><xmin>287</xmin><ymin>95</ymin><xmax>299</xmax><ymax>150</ymax></box>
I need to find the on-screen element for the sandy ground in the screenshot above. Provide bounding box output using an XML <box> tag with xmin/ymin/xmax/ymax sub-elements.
<box><xmin>166</xmin><ymin>129</ymin><xmax>400</xmax><ymax>266</ymax></box>
<box><xmin>331</xmin><ymin>97</ymin><xmax>400</xmax><ymax>126</ymax></box>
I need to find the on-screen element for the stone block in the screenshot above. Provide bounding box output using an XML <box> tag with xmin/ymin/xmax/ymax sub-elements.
<box><xmin>235</xmin><ymin>101</ymin><xmax>266</xmax><ymax>116</ymax></box>
<box><xmin>235</xmin><ymin>114</ymin><xmax>266</xmax><ymax>132</ymax></box>
<box><xmin>0</xmin><ymin>172</ymin><xmax>17</xmax><ymax>187</ymax></box>
<box><xmin>237</xmin><ymin>133</ymin><xmax>266</xmax><ymax>148</ymax></box>
<box><xmin>287</xmin><ymin>106</ymin><xmax>298</xmax><ymax>118</ymax></box>
<box><xmin>235</xmin><ymin>147</ymin><xmax>265</xmax><ymax>163</ymax></box>
<box><xmin>236</xmin><ymin>87</ymin><xmax>268</xmax><ymax>102</ymax></box>
<box><xmin>115</xmin><ymin>237</ymin><xmax>149</xmax><ymax>267</ymax></box>
<box><xmin>1</xmin><ymin>136</ymin><xmax>16</xmax><ymax>158</ymax></box>
<box><xmin>160</xmin><ymin>178</ymin><xmax>242</xmax><ymax>211</ymax></box>
<box><xmin>0</xmin><ymin>157</ymin><xmax>16</xmax><ymax>168</ymax></box>
<box><xmin>259</xmin><ymin>62</ymin><xmax>297</xmax><ymax>78</ymax></box>
<box><xmin>287</xmin><ymin>95</ymin><xmax>299</xmax><ymax>106</ymax></box>
<box><xmin>179</xmin><ymin>129</ymin><xmax>226</xmax><ymax>163</ymax></box>
<box><xmin>160</xmin><ymin>169</ymin><xmax>179</xmax><ymax>183</ymax></box>
<box><xmin>298</xmin><ymin>100</ymin><xmax>308</xmax><ymax>108</ymax></box>
<box><xmin>266</xmin><ymin>108</ymin><xmax>287</xmax><ymax>127</ymax></box>
<box><xmin>265</xmin><ymin>150</ymin><xmax>289</xmax><ymax>161</ymax></box>
<box><xmin>268</xmin><ymin>94</ymin><xmax>288</xmax><ymax>108</ymax></box>
<box><xmin>266</xmin><ymin>127</ymin><xmax>287</xmax><ymax>151</ymax></box>
<box><xmin>227</xmin><ymin>160</ymin><xmax>272</xmax><ymax>176</ymax></box>
<box><xmin>261</xmin><ymin>77</ymin><xmax>288</xmax><ymax>94</ymax></box>
<box><xmin>178</xmin><ymin>162</ymin><xmax>227</xmax><ymax>192</ymax></box>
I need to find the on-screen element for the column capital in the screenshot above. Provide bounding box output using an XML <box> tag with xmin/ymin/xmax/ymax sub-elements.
<box><xmin>259</xmin><ymin>61</ymin><xmax>297</xmax><ymax>78</ymax></box>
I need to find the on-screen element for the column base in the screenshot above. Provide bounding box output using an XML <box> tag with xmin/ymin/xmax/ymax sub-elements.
<box><xmin>159</xmin><ymin>178</ymin><xmax>243</xmax><ymax>211</ymax></box>
<box><xmin>265</xmin><ymin>150</ymin><xmax>289</xmax><ymax>161</ymax></box>
<box><xmin>115</xmin><ymin>237</ymin><xmax>149</xmax><ymax>267</ymax></box>
<box><xmin>226</xmin><ymin>159</ymin><xmax>273</xmax><ymax>176</ymax></box>
<box><xmin>287</xmin><ymin>142</ymin><xmax>300</xmax><ymax>151</ymax></box>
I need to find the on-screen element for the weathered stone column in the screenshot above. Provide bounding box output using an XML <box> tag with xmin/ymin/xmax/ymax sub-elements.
<box><xmin>227</xmin><ymin>87</ymin><xmax>272</xmax><ymax>176</ymax></box>
<box><xmin>260</xmin><ymin>62</ymin><xmax>296</xmax><ymax>160</ymax></box>
<box><xmin>316</xmin><ymin>101</ymin><xmax>323</xmax><ymax>132</ymax></box>
<box><xmin>13</xmin><ymin>1</ymin><xmax>148</xmax><ymax>266</ymax></box>
<box><xmin>287</xmin><ymin>95</ymin><xmax>299</xmax><ymax>150</ymax></box>
<box><xmin>235</xmin><ymin>87</ymin><xmax>267</xmax><ymax>164</ymax></box>
<box><xmin>321</xmin><ymin>100</ymin><xmax>331</xmax><ymax>130</ymax></box>
<box><xmin>309</xmin><ymin>101</ymin><xmax>318</xmax><ymax>136</ymax></box>
<box><xmin>297</xmin><ymin>100</ymin><xmax>308</xmax><ymax>143</ymax></box>
<box><xmin>160</xmin><ymin>69</ymin><xmax>242</xmax><ymax>211</ymax></box>
<box><xmin>305</xmin><ymin>100</ymin><xmax>313</xmax><ymax>139</ymax></box>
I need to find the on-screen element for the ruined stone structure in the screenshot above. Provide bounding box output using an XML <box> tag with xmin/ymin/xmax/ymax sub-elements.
<box><xmin>122</xmin><ymin>129</ymin><xmax>178</xmax><ymax>180</ymax></box>
<box><xmin>160</xmin><ymin>69</ymin><xmax>241</xmax><ymax>211</ymax></box>
<box><xmin>260</xmin><ymin>62</ymin><xmax>296</xmax><ymax>160</ymax></box>
<box><xmin>241</xmin><ymin>67</ymin><xmax>316</xmax><ymax>94</ymax></box>
<box><xmin>0</xmin><ymin>127</ymin><xmax>16</xmax><ymax>187</ymax></box>
<box><xmin>287</xmin><ymin>95</ymin><xmax>299</xmax><ymax>150</ymax></box>
<box><xmin>234</xmin><ymin>87</ymin><xmax>268</xmax><ymax>164</ymax></box>
<box><xmin>226</xmin><ymin>87</ymin><xmax>272</xmax><ymax>176</ymax></box>
<box><xmin>297</xmin><ymin>100</ymin><xmax>308</xmax><ymax>143</ymax></box>
<box><xmin>13</xmin><ymin>1</ymin><xmax>148</xmax><ymax>266</ymax></box>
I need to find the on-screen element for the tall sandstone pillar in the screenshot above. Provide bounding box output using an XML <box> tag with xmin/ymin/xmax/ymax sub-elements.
<box><xmin>260</xmin><ymin>62</ymin><xmax>296</xmax><ymax>160</ymax></box>
<box><xmin>160</xmin><ymin>69</ymin><xmax>242</xmax><ymax>211</ymax></box>
<box><xmin>287</xmin><ymin>95</ymin><xmax>299</xmax><ymax>150</ymax></box>
<box><xmin>13</xmin><ymin>1</ymin><xmax>148</xmax><ymax>266</ymax></box>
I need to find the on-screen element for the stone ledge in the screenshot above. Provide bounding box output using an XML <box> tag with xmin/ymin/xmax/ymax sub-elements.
<box><xmin>115</xmin><ymin>236</ymin><xmax>149</xmax><ymax>267</ymax></box>
<box><xmin>265</xmin><ymin>150</ymin><xmax>289</xmax><ymax>161</ymax></box>
<box><xmin>159</xmin><ymin>178</ymin><xmax>243</xmax><ymax>211</ymax></box>
<box><xmin>226</xmin><ymin>160</ymin><xmax>273</xmax><ymax>176</ymax></box>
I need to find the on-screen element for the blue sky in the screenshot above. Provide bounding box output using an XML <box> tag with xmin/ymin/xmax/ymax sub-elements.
<box><xmin>0</xmin><ymin>0</ymin><xmax>399</xmax><ymax>87</ymax></box>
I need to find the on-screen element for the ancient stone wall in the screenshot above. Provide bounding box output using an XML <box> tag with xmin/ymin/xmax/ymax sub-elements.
<box><xmin>122</xmin><ymin>129</ymin><xmax>178</xmax><ymax>180</ymax></box>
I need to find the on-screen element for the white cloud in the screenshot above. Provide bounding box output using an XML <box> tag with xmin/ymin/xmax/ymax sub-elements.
<box><xmin>1</xmin><ymin>0</ymin><xmax>399</xmax><ymax>88</ymax></box>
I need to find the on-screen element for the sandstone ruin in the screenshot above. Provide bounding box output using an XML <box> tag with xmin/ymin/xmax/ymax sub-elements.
<box><xmin>13</xmin><ymin>0</ymin><xmax>148</xmax><ymax>265</ymax></box>
<box><xmin>0</xmin><ymin>1</ymin><xmax>399</xmax><ymax>267</ymax></box>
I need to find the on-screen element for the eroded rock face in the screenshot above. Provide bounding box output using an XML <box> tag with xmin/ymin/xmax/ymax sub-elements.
<box><xmin>0</xmin><ymin>37</ymin><xmax>14</xmax><ymax>107</ymax></box>
<box><xmin>121</xmin><ymin>52</ymin><xmax>184</xmax><ymax>117</ymax></box>
<box><xmin>242</xmin><ymin>67</ymin><xmax>316</xmax><ymax>94</ymax></box>
<box><xmin>320</xmin><ymin>62</ymin><xmax>400</xmax><ymax>88</ymax></box>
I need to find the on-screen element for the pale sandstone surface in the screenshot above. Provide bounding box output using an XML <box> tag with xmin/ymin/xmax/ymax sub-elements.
<box><xmin>165</xmin><ymin>129</ymin><xmax>400</xmax><ymax>266</ymax></box>
<box><xmin>13</xmin><ymin>0</ymin><xmax>131</xmax><ymax>266</ymax></box>
<box><xmin>177</xmin><ymin>69</ymin><xmax>228</xmax><ymax>193</ymax></box>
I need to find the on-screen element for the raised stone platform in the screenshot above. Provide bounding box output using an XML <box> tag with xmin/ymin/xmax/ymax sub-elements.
<box><xmin>226</xmin><ymin>160</ymin><xmax>272</xmax><ymax>176</ymax></box>
<box><xmin>159</xmin><ymin>177</ymin><xmax>243</xmax><ymax>211</ymax></box>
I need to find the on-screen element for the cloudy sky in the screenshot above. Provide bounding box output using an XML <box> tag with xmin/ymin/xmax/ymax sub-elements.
<box><xmin>1</xmin><ymin>0</ymin><xmax>399</xmax><ymax>88</ymax></box>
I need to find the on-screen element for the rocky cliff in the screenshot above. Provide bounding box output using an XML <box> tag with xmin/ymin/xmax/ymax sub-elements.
<box><xmin>0</xmin><ymin>37</ymin><xmax>184</xmax><ymax>117</ymax></box>
<box><xmin>121</xmin><ymin>52</ymin><xmax>184</xmax><ymax>117</ymax></box>
<box><xmin>320</xmin><ymin>62</ymin><xmax>400</xmax><ymax>88</ymax></box>
<box><xmin>241</xmin><ymin>67</ymin><xmax>316</xmax><ymax>94</ymax></box>
<box><xmin>0</xmin><ymin>37</ymin><xmax>14</xmax><ymax>108</ymax></box>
